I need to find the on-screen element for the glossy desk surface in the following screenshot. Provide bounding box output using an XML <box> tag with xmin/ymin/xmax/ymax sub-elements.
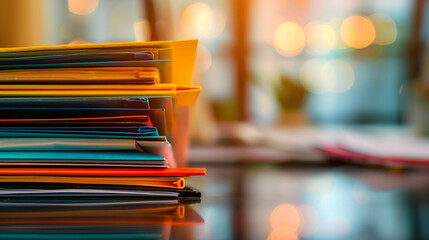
<box><xmin>186</xmin><ymin>161</ymin><xmax>429</xmax><ymax>240</ymax></box>
<box><xmin>0</xmin><ymin>161</ymin><xmax>428</xmax><ymax>240</ymax></box>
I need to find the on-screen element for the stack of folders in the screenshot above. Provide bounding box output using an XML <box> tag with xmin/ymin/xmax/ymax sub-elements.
<box><xmin>0</xmin><ymin>40</ymin><xmax>206</xmax><ymax>204</ymax></box>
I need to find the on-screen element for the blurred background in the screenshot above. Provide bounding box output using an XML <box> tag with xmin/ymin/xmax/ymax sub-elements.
<box><xmin>1</xmin><ymin>0</ymin><xmax>429</xmax><ymax>161</ymax></box>
<box><xmin>1</xmin><ymin>0</ymin><xmax>428</xmax><ymax>135</ymax></box>
<box><xmin>1</xmin><ymin>1</ymin><xmax>429</xmax><ymax>240</ymax></box>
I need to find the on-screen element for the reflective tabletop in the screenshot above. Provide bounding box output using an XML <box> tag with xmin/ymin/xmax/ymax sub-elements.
<box><xmin>187</xmin><ymin>162</ymin><xmax>429</xmax><ymax>240</ymax></box>
<box><xmin>0</xmin><ymin>161</ymin><xmax>427</xmax><ymax>240</ymax></box>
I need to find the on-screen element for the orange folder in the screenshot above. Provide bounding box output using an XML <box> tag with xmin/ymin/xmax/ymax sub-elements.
<box><xmin>0</xmin><ymin>83</ymin><xmax>201</xmax><ymax>106</ymax></box>
<box><xmin>0</xmin><ymin>168</ymin><xmax>206</xmax><ymax>177</ymax></box>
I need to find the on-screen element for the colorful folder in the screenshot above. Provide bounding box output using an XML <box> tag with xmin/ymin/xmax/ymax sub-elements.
<box><xmin>0</xmin><ymin>67</ymin><xmax>160</xmax><ymax>84</ymax></box>
<box><xmin>0</xmin><ymin>40</ymin><xmax>205</xmax><ymax>205</ymax></box>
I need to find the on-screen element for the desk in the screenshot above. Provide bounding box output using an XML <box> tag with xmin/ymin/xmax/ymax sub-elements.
<box><xmin>185</xmin><ymin>161</ymin><xmax>429</xmax><ymax>240</ymax></box>
<box><xmin>0</xmin><ymin>159</ymin><xmax>427</xmax><ymax>240</ymax></box>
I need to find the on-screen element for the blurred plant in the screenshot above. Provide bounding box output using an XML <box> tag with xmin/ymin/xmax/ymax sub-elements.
<box><xmin>274</xmin><ymin>75</ymin><xmax>306</xmax><ymax>109</ymax></box>
<box><xmin>273</xmin><ymin>75</ymin><xmax>308</xmax><ymax>125</ymax></box>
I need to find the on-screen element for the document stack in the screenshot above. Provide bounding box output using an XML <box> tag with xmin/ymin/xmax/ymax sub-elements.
<box><xmin>0</xmin><ymin>40</ymin><xmax>205</xmax><ymax>204</ymax></box>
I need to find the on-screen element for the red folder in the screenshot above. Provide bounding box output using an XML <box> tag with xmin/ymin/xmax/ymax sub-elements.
<box><xmin>0</xmin><ymin>168</ymin><xmax>206</xmax><ymax>177</ymax></box>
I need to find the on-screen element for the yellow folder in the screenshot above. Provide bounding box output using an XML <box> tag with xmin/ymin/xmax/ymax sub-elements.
<box><xmin>0</xmin><ymin>67</ymin><xmax>160</xmax><ymax>84</ymax></box>
<box><xmin>0</xmin><ymin>40</ymin><xmax>198</xmax><ymax>86</ymax></box>
<box><xmin>0</xmin><ymin>83</ymin><xmax>201</xmax><ymax>106</ymax></box>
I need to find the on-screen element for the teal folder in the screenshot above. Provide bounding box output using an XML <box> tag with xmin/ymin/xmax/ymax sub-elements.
<box><xmin>0</xmin><ymin>151</ymin><xmax>164</xmax><ymax>161</ymax></box>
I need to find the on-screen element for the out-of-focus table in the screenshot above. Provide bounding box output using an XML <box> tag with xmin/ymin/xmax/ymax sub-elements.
<box><xmin>1</xmin><ymin>145</ymin><xmax>427</xmax><ymax>240</ymax></box>
<box><xmin>183</xmin><ymin>146</ymin><xmax>429</xmax><ymax>240</ymax></box>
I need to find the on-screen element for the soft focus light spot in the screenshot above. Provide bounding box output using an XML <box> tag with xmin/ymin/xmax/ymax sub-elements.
<box><xmin>370</xmin><ymin>13</ymin><xmax>397</xmax><ymax>45</ymax></box>
<box><xmin>274</xmin><ymin>22</ymin><xmax>305</xmax><ymax>57</ymax></box>
<box><xmin>211</xmin><ymin>9</ymin><xmax>226</xmax><ymax>38</ymax></box>
<box><xmin>267</xmin><ymin>227</ymin><xmax>298</xmax><ymax>240</ymax></box>
<box><xmin>300</xmin><ymin>60</ymin><xmax>354</xmax><ymax>93</ymax></box>
<box><xmin>181</xmin><ymin>3</ymin><xmax>214</xmax><ymax>38</ymax></box>
<box><xmin>195</xmin><ymin>44</ymin><xmax>212</xmax><ymax>74</ymax></box>
<box><xmin>68</xmin><ymin>0</ymin><xmax>99</xmax><ymax>15</ymax></box>
<box><xmin>329</xmin><ymin>18</ymin><xmax>349</xmax><ymax>49</ymax></box>
<box><xmin>299</xmin><ymin>59</ymin><xmax>336</xmax><ymax>93</ymax></box>
<box><xmin>304</xmin><ymin>21</ymin><xmax>336</xmax><ymax>56</ymax></box>
<box><xmin>341</xmin><ymin>15</ymin><xmax>375</xmax><ymax>49</ymax></box>
<box><xmin>329</xmin><ymin>59</ymin><xmax>355</xmax><ymax>93</ymax></box>
<box><xmin>68</xmin><ymin>39</ymin><xmax>89</xmax><ymax>44</ymax></box>
<box><xmin>134</xmin><ymin>19</ymin><xmax>151</xmax><ymax>42</ymax></box>
<box><xmin>270</xmin><ymin>204</ymin><xmax>301</xmax><ymax>231</ymax></box>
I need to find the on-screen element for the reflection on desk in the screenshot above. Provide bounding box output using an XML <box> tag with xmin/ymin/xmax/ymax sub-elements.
<box><xmin>0</xmin><ymin>200</ymin><xmax>204</xmax><ymax>240</ymax></box>
<box><xmin>188</xmin><ymin>163</ymin><xmax>429</xmax><ymax>240</ymax></box>
<box><xmin>0</xmin><ymin>162</ymin><xmax>427</xmax><ymax>240</ymax></box>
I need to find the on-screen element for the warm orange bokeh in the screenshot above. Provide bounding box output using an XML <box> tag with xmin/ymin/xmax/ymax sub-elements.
<box><xmin>267</xmin><ymin>227</ymin><xmax>299</xmax><ymax>240</ymax></box>
<box><xmin>270</xmin><ymin>204</ymin><xmax>301</xmax><ymax>231</ymax></box>
<box><xmin>180</xmin><ymin>3</ymin><xmax>226</xmax><ymax>39</ymax></box>
<box><xmin>68</xmin><ymin>0</ymin><xmax>99</xmax><ymax>15</ymax></box>
<box><xmin>341</xmin><ymin>15</ymin><xmax>376</xmax><ymax>49</ymax></box>
<box><xmin>274</xmin><ymin>22</ymin><xmax>305</xmax><ymax>56</ymax></box>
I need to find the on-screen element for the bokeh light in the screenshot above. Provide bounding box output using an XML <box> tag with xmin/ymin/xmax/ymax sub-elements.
<box><xmin>329</xmin><ymin>18</ymin><xmax>349</xmax><ymax>49</ymax></box>
<box><xmin>274</xmin><ymin>22</ymin><xmax>305</xmax><ymax>57</ymax></box>
<box><xmin>134</xmin><ymin>19</ymin><xmax>151</xmax><ymax>42</ymax></box>
<box><xmin>299</xmin><ymin>59</ymin><xmax>336</xmax><ymax>93</ymax></box>
<box><xmin>267</xmin><ymin>227</ymin><xmax>298</xmax><ymax>240</ymax></box>
<box><xmin>181</xmin><ymin>3</ymin><xmax>213</xmax><ymax>38</ymax></box>
<box><xmin>341</xmin><ymin>15</ymin><xmax>376</xmax><ymax>49</ymax></box>
<box><xmin>370</xmin><ymin>13</ymin><xmax>397</xmax><ymax>46</ymax></box>
<box><xmin>299</xmin><ymin>59</ymin><xmax>355</xmax><ymax>93</ymax></box>
<box><xmin>210</xmin><ymin>8</ymin><xmax>227</xmax><ymax>38</ymax></box>
<box><xmin>304</xmin><ymin>21</ymin><xmax>336</xmax><ymax>56</ymax></box>
<box><xmin>270</xmin><ymin>204</ymin><xmax>301</xmax><ymax>231</ymax></box>
<box><xmin>180</xmin><ymin>3</ymin><xmax>225</xmax><ymax>39</ymax></box>
<box><xmin>329</xmin><ymin>59</ymin><xmax>355</xmax><ymax>93</ymax></box>
<box><xmin>68</xmin><ymin>0</ymin><xmax>99</xmax><ymax>15</ymax></box>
